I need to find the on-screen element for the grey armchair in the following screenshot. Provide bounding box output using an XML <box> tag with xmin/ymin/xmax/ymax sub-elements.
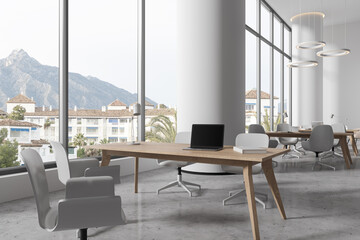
<box><xmin>248</xmin><ymin>124</ymin><xmax>278</xmax><ymax>148</ymax></box>
<box><xmin>157</xmin><ymin>132</ymin><xmax>201</xmax><ymax>197</ymax></box>
<box><xmin>301</xmin><ymin>125</ymin><xmax>335</xmax><ymax>171</ymax></box>
<box><xmin>276</xmin><ymin>123</ymin><xmax>301</xmax><ymax>158</ymax></box>
<box><xmin>20</xmin><ymin>149</ymin><xmax>125</xmax><ymax>240</ymax></box>
<box><xmin>50</xmin><ymin>141</ymin><xmax>126</xmax><ymax>223</ymax></box>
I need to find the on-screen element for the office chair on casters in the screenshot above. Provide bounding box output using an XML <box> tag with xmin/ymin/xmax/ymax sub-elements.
<box><xmin>20</xmin><ymin>149</ymin><xmax>125</xmax><ymax>240</ymax></box>
<box><xmin>248</xmin><ymin>124</ymin><xmax>278</xmax><ymax>148</ymax></box>
<box><xmin>324</xmin><ymin>123</ymin><xmax>346</xmax><ymax>159</ymax></box>
<box><xmin>301</xmin><ymin>125</ymin><xmax>335</xmax><ymax>171</ymax></box>
<box><xmin>221</xmin><ymin>133</ymin><xmax>275</xmax><ymax>209</ymax></box>
<box><xmin>157</xmin><ymin>132</ymin><xmax>201</xmax><ymax>197</ymax></box>
<box><xmin>50</xmin><ymin>141</ymin><xmax>126</xmax><ymax>223</ymax></box>
<box><xmin>277</xmin><ymin>123</ymin><xmax>302</xmax><ymax>158</ymax></box>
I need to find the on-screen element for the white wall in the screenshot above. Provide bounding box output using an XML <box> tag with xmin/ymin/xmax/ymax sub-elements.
<box><xmin>0</xmin><ymin>157</ymin><xmax>161</xmax><ymax>204</ymax></box>
<box><xmin>292</xmin><ymin>13</ymin><xmax>323</xmax><ymax>127</ymax></box>
<box><xmin>323</xmin><ymin>21</ymin><xmax>360</xmax><ymax>128</ymax></box>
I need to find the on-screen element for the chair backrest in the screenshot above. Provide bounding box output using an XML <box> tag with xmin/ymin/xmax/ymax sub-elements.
<box><xmin>20</xmin><ymin>149</ymin><xmax>51</xmax><ymax>229</ymax></box>
<box><xmin>50</xmin><ymin>141</ymin><xmax>71</xmax><ymax>185</ymax></box>
<box><xmin>248</xmin><ymin>124</ymin><xmax>266</xmax><ymax>134</ymax></box>
<box><xmin>235</xmin><ymin>133</ymin><xmax>269</xmax><ymax>148</ymax></box>
<box><xmin>331</xmin><ymin>123</ymin><xmax>345</xmax><ymax>145</ymax></box>
<box><xmin>157</xmin><ymin>132</ymin><xmax>191</xmax><ymax>164</ymax></box>
<box><xmin>175</xmin><ymin>131</ymin><xmax>191</xmax><ymax>144</ymax></box>
<box><xmin>276</xmin><ymin>123</ymin><xmax>291</xmax><ymax>132</ymax></box>
<box><xmin>276</xmin><ymin>123</ymin><xmax>297</xmax><ymax>144</ymax></box>
<box><xmin>308</xmin><ymin>125</ymin><xmax>334</xmax><ymax>152</ymax></box>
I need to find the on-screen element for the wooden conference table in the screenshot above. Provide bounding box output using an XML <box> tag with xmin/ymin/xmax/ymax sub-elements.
<box><xmin>266</xmin><ymin>131</ymin><xmax>356</xmax><ymax>169</ymax></box>
<box><xmin>89</xmin><ymin>142</ymin><xmax>290</xmax><ymax>240</ymax></box>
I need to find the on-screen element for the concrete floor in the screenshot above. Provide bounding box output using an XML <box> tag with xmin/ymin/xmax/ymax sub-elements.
<box><xmin>1</xmin><ymin>151</ymin><xmax>360</xmax><ymax>240</ymax></box>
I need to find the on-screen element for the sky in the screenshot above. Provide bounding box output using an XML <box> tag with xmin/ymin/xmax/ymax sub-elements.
<box><xmin>0</xmin><ymin>0</ymin><xmax>288</xmax><ymax>108</ymax></box>
<box><xmin>0</xmin><ymin>0</ymin><xmax>177</xmax><ymax>106</ymax></box>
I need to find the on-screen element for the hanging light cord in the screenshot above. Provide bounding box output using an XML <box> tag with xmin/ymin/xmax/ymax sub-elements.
<box><xmin>345</xmin><ymin>0</ymin><xmax>347</xmax><ymax>48</ymax></box>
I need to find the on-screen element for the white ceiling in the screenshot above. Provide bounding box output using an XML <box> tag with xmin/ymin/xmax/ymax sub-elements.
<box><xmin>267</xmin><ymin>0</ymin><xmax>360</xmax><ymax>27</ymax></box>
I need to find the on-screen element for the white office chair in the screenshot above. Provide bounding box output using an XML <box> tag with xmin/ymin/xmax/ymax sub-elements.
<box><xmin>277</xmin><ymin>123</ymin><xmax>301</xmax><ymax>158</ymax></box>
<box><xmin>221</xmin><ymin>133</ymin><xmax>274</xmax><ymax>209</ymax></box>
<box><xmin>20</xmin><ymin>149</ymin><xmax>125</xmax><ymax>240</ymax></box>
<box><xmin>157</xmin><ymin>132</ymin><xmax>201</xmax><ymax>197</ymax></box>
<box><xmin>248</xmin><ymin>124</ymin><xmax>278</xmax><ymax>148</ymax></box>
<box><xmin>50</xmin><ymin>141</ymin><xmax>126</xmax><ymax>222</ymax></box>
<box><xmin>301</xmin><ymin>125</ymin><xmax>335</xmax><ymax>171</ymax></box>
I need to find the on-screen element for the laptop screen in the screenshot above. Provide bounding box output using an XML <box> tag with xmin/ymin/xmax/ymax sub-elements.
<box><xmin>190</xmin><ymin>124</ymin><xmax>225</xmax><ymax>149</ymax></box>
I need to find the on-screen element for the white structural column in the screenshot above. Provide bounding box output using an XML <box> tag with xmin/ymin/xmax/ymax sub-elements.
<box><xmin>291</xmin><ymin>13</ymin><xmax>324</xmax><ymax>127</ymax></box>
<box><xmin>177</xmin><ymin>0</ymin><xmax>245</xmax><ymax>173</ymax></box>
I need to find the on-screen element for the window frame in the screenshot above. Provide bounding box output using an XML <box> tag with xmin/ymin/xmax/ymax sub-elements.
<box><xmin>246</xmin><ymin>0</ymin><xmax>292</xmax><ymax>131</ymax></box>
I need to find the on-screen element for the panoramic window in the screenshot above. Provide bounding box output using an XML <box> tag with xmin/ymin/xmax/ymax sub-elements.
<box><xmin>273</xmin><ymin>50</ymin><xmax>281</xmax><ymax>129</ymax></box>
<box><xmin>274</xmin><ymin>16</ymin><xmax>282</xmax><ymax>49</ymax></box>
<box><xmin>261</xmin><ymin>42</ymin><xmax>271</xmax><ymax>130</ymax></box>
<box><xmin>246</xmin><ymin>0</ymin><xmax>258</xmax><ymax>32</ymax></box>
<box><xmin>0</xmin><ymin>0</ymin><xmax>59</xmax><ymax>169</ymax></box>
<box><xmin>245</xmin><ymin>31</ymin><xmax>258</xmax><ymax>130</ymax></box>
<box><xmin>261</xmin><ymin>3</ymin><xmax>272</xmax><ymax>42</ymax></box>
<box><xmin>69</xmin><ymin>0</ymin><xmax>137</xmax><ymax>157</ymax></box>
<box><xmin>145</xmin><ymin>0</ymin><xmax>177</xmax><ymax>143</ymax></box>
<box><xmin>245</xmin><ymin>0</ymin><xmax>292</xmax><ymax>131</ymax></box>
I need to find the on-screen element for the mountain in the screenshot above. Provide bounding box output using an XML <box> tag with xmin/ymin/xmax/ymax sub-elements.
<box><xmin>0</xmin><ymin>49</ymin><xmax>156</xmax><ymax>110</ymax></box>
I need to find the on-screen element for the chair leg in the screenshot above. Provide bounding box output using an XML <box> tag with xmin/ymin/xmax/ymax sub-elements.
<box><xmin>313</xmin><ymin>153</ymin><xmax>336</xmax><ymax>171</ymax></box>
<box><xmin>317</xmin><ymin>161</ymin><xmax>336</xmax><ymax>171</ymax></box>
<box><xmin>78</xmin><ymin>228</ymin><xmax>87</xmax><ymax>240</ymax></box>
<box><xmin>294</xmin><ymin>147</ymin><xmax>306</xmax><ymax>155</ymax></box>
<box><xmin>178</xmin><ymin>181</ymin><xmax>193</xmax><ymax>197</ymax></box>
<box><xmin>223</xmin><ymin>188</ymin><xmax>267</xmax><ymax>209</ymax></box>
<box><xmin>157</xmin><ymin>181</ymin><xmax>178</xmax><ymax>194</ymax></box>
<box><xmin>223</xmin><ymin>189</ymin><xmax>245</xmax><ymax>205</ymax></box>
<box><xmin>157</xmin><ymin>168</ymin><xmax>201</xmax><ymax>197</ymax></box>
<box><xmin>182</xmin><ymin>180</ymin><xmax>201</xmax><ymax>189</ymax></box>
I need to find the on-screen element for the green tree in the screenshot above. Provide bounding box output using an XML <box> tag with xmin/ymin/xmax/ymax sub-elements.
<box><xmin>73</xmin><ymin>133</ymin><xmax>87</xmax><ymax>148</ymax></box>
<box><xmin>72</xmin><ymin>133</ymin><xmax>87</xmax><ymax>158</ymax></box>
<box><xmin>0</xmin><ymin>136</ymin><xmax>19</xmax><ymax>168</ymax></box>
<box><xmin>8</xmin><ymin>105</ymin><xmax>26</xmax><ymax>120</ymax></box>
<box><xmin>145</xmin><ymin>114</ymin><xmax>177</xmax><ymax>143</ymax></box>
<box><xmin>0</xmin><ymin>128</ymin><xmax>7</xmax><ymax>143</ymax></box>
<box><xmin>262</xmin><ymin>109</ymin><xmax>281</xmax><ymax>131</ymax></box>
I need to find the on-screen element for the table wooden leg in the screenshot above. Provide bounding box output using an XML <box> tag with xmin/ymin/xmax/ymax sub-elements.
<box><xmin>350</xmin><ymin>135</ymin><xmax>358</xmax><ymax>156</ymax></box>
<box><xmin>262</xmin><ymin>160</ymin><xmax>286</xmax><ymax>220</ymax></box>
<box><xmin>101</xmin><ymin>150</ymin><xmax>111</xmax><ymax>166</ymax></box>
<box><xmin>243</xmin><ymin>165</ymin><xmax>260</xmax><ymax>240</ymax></box>
<box><xmin>340</xmin><ymin>137</ymin><xmax>352</xmax><ymax>168</ymax></box>
<box><xmin>134</xmin><ymin>157</ymin><xmax>139</xmax><ymax>193</ymax></box>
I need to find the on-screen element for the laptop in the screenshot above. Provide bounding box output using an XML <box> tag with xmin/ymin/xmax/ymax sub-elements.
<box><xmin>184</xmin><ymin>124</ymin><xmax>225</xmax><ymax>151</ymax></box>
<box><xmin>311</xmin><ymin>121</ymin><xmax>323</xmax><ymax>129</ymax></box>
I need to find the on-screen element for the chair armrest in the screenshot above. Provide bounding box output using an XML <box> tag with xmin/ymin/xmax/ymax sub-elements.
<box><xmin>68</xmin><ymin>158</ymin><xmax>99</xmax><ymax>177</ymax></box>
<box><xmin>84</xmin><ymin>165</ymin><xmax>120</xmax><ymax>184</ymax></box>
<box><xmin>65</xmin><ymin>176</ymin><xmax>115</xmax><ymax>199</ymax></box>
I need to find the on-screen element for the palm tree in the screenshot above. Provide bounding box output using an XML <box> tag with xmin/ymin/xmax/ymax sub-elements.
<box><xmin>73</xmin><ymin>133</ymin><xmax>87</xmax><ymax>147</ymax></box>
<box><xmin>145</xmin><ymin>114</ymin><xmax>177</xmax><ymax>143</ymax></box>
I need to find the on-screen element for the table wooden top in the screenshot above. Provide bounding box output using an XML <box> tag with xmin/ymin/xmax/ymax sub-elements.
<box><xmin>266</xmin><ymin>131</ymin><xmax>352</xmax><ymax>138</ymax></box>
<box><xmin>87</xmin><ymin>142</ymin><xmax>289</xmax><ymax>166</ymax></box>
